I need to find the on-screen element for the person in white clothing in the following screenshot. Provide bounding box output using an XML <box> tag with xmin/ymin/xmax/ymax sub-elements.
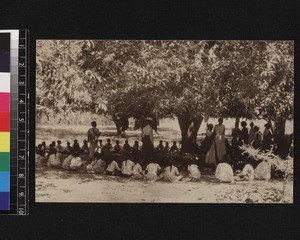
<box><xmin>234</xmin><ymin>163</ymin><xmax>254</xmax><ymax>181</ymax></box>
<box><xmin>145</xmin><ymin>160</ymin><xmax>162</xmax><ymax>181</ymax></box>
<box><xmin>187</xmin><ymin>164</ymin><xmax>201</xmax><ymax>181</ymax></box>
<box><xmin>106</xmin><ymin>159</ymin><xmax>121</xmax><ymax>176</ymax></box>
<box><xmin>131</xmin><ymin>157</ymin><xmax>144</xmax><ymax>179</ymax></box>
<box><xmin>215</xmin><ymin>162</ymin><xmax>234</xmax><ymax>183</ymax></box>
<box><xmin>162</xmin><ymin>160</ymin><xmax>183</xmax><ymax>182</ymax></box>
<box><xmin>121</xmin><ymin>158</ymin><xmax>135</xmax><ymax>178</ymax></box>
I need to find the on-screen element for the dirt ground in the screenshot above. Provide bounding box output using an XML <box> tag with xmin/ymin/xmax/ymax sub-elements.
<box><xmin>35</xmin><ymin>117</ymin><xmax>293</xmax><ymax>204</ymax></box>
<box><xmin>35</xmin><ymin>167</ymin><xmax>293</xmax><ymax>203</ymax></box>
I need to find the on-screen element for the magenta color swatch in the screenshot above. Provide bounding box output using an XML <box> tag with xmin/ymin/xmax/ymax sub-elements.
<box><xmin>0</xmin><ymin>93</ymin><xmax>10</xmax><ymax>112</ymax></box>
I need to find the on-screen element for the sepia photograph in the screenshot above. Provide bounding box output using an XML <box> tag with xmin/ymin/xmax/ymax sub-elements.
<box><xmin>35</xmin><ymin>40</ymin><xmax>294</xmax><ymax>203</ymax></box>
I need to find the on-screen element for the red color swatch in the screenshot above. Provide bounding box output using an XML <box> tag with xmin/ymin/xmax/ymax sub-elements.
<box><xmin>0</xmin><ymin>112</ymin><xmax>10</xmax><ymax>132</ymax></box>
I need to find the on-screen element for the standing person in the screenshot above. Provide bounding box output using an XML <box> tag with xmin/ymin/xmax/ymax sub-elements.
<box><xmin>252</xmin><ymin>126</ymin><xmax>262</xmax><ymax>149</ymax></box>
<box><xmin>87</xmin><ymin>121</ymin><xmax>101</xmax><ymax>160</ymax></box>
<box><xmin>203</xmin><ymin>124</ymin><xmax>217</xmax><ymax>166</ymax></box>
<box><xmin>214</xmin><ymin>118</ymin><xmax>227</xmax><ymax>162</ymax></box>
<box><xmin>261</xmin><ymin>123</ymin><xmax>273</xmax><ymax>151</ymax></box>
<box><xmin>231</xmin><ymin>122</ymin><xmax>241</xmax><ymax>140</ymax></box>
<box><xmin>240</xmin><ymin>121</ymin><xmax>249</xmax><ymax>144</ymax></box>
<box><xmin>248</xmin><ymin>122</ymin><xmax>256</xmax><ymax>145</ymax></box>
<box><xmin>141</xmin><ymin>117</ymin><xmax>154</xmax><ymax>166</ymax></box>
<box><xmin>56</xmin><ymin>140</ymin><xmax>63</xmax><ymax>162</ymax></box>
<box><xmin>132</xmin><ymin>140</ymin><xmax>141</xmax><ymax>163</ymax></box>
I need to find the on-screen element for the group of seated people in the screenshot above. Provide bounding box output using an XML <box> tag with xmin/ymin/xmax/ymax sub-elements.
<box><xmin>35</xmin><ymin>136</ymin><xmax>276</xmax><ymax>183</ymax></box>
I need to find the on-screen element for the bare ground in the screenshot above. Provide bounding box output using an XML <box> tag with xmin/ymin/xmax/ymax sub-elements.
<box><xmin>35</xmin><ymin>167</ymin><xmax>293</xmax><ymax>203</ymax></box>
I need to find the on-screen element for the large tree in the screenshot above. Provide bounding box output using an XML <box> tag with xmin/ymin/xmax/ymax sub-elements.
<box><xmin>36</xmin><ymin>40</ymin><xmax>294</xmax><ymax>154</ymax></box>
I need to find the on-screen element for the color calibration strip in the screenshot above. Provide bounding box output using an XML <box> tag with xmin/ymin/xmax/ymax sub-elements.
<box><xmin>0</xmin><ymin>30</ymin><xmax>28</xmax><ymax>215</ymax></box>
<box><xmin>0</xmin><ymin>32</ymin><xmax>11</xmax><ymax>211</ymax></box>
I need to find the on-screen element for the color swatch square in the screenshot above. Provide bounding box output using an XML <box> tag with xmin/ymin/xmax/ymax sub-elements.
<box><xmin>0</xmin><ymin>33</ymin><xmax>10</xmax><ymax>73</ymax></box>
<box><xmin>0</xmin><ymin>171</ymin><xmax>9</xmax><ymax>192</ymax></box>
<box><xmin>0</xmin><ymin>112</ymin><xmax>10</xmax><ymax>132</ymax></box>
<box><xmin>0</xmin><ymin>92</ymin><xmax>10</xmax><ymax>112</ymax></box>
<box><xmin>0</xmin><ymin>192</ymin><xmax>9</xmax><ymax>210</ymax></box>
<box><xmin>0</xmin><ymin>152</ymin><xmax>9</xmax><ymax>171</ymax></box>
<box><xmin>0</xmin><ymin>132</ymin><xmax>10</xmax><ymax>152</ymax></box>
<box><xmin>0</xmin><ymin>72</ymin><xmax>10</xmax><ymax>92</ymax></box>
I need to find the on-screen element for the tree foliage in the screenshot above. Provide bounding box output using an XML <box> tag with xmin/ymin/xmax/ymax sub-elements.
<box><xmin>36</xmin><ymin>40</ymin><xmax>294</xmax><ymax>134</ymax></box>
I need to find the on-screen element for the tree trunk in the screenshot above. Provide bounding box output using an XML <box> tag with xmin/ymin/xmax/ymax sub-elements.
<box><xmin>177</xmin><ymin>113</ymin><xmax>203</xmax><ymax>153</ymax></box>
<box><xmin>112</xmin><ymin>114</ymin><xmax>122</xmax><ymax>136</ymax></box>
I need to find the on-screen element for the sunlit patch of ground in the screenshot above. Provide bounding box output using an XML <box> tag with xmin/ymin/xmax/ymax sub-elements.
<box><xmin>35</xmin><ymin>167</ymin><xmax>292</xmax><ymax>203</ymax></box>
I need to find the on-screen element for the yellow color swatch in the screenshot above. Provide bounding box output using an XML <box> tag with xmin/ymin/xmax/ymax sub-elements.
<box><xmin>0</xmin><ymin>132</ymin><xmax>10</xmax><ymax>152</ymax></box>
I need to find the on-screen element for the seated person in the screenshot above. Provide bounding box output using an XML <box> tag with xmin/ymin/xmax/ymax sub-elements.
<box><xmin>62</xmin><ymin>154</ymin><xmax>73</xmax><ymax>170</ymax></box>
<box><xmin>254</xmin><ymin>160</ymin><xmax>271</xmax><ymax>180</ymax></box>
<box><xmin>36</xmin><ymin>144</ymin><xmax>46</xmax><ymax>165</ymax></box>
<box><xmin>51</xmin><ymin>141</ymin><xmax>56</xmax><ymax>148</ymax></box>
<box><xmin>170</xmin><ymin>141</ymin><xmax>179</xmax><ymax>153</ymax></box>
<box><xmin>62</xmin><ymin>144</ymin><xmax>81</xmax><ymax>169</ymax></box>
<box><xmin>113</xmin><ymin>140</ymin><xmax>122</xmax><ymax>154</ymax></box>
<box><xmin>87</xmin><ymin>158</ymin><xmax>106</xmax><ymax>174</ymax></box>
<box><xmin>234</xmin><ymin>163</ymin><xmax>254</xmax><ymax>181</ymax></box>
<box><xmin>56</xmin><ymin>140</ymin><xmax>64</xmax><ymax>153</ymax></box>
<box><xmin>55</xmin><ymin>140</ymin><xmax>64</xmax><ymax>161</ymax></box>
<box><xmin>62</xmin><ymin>141</ymin><xmax>72</xmax><ymax>155</ymax></box>
<box><xmin>133</xmin><ymin>140</ymin><xmax>140</xmax><ymax>150</ymax></box>
<box><xmin>106</xmin><ymin>158</ymin><xmax>121</xmax><ymax>175</ymax></box>
<box><xmin>156</xmin><ymin>140</ymin><xmax>164</xmax><ymax>151</ymax></box>
<box><xmin>215</xmin><ymin>159</ymin><xmax>234</xmax><ymax>183</ymax></box>
<box><xmin>98</xmin><ymin>139</ymin><xmax>103</xmax><ymax>147</ymax></box>
<box><xmin>162</xmin><ymin>159</ymin><xmax>182</xmax><ymax>182</ymax></box>
<box><xmin>47</xmin><ymin>143</ymin><xmax>61</xmax><ymax>167</ymax></box>
<box><xmin>69</xmin><ymin>152</ymin><xmax>83</xmax><ymax>170</ymax></box>
<box><xmin>187</xmin><ymin>162</ymin><xmax>201</xmax><ymax>181</ymax></box>
<box><xmin>123</xmin><ymin>140</ymin><xmax>131</xmax><ymax>153</ymax></box>
<box><xmin>164</xmin><ymin>142</ymin><xmax>170</xmax><ymax>153</ymax></box>
<box><xmin>93</xmin><ymin>140</ymin><xmax>103</xmax><ymax>158</ymax></box>
<box><xmin>81</xmin><ymin>140</ymin><xmax>89</xmax><ymax>154</ymax></box>
<box><xmin>145</xmin><ymin>159</ymin><xmax>162</xmax><ymax>181</ymax></box>
<box><xmin>132</xmin><ymin>158</ymin><xmax>143</xmax><ymax>179</ymax></box>
<box><xmin>72</xmin><ymin>140</ymin><xmax>81</xmax><ymax>155</ymax></box>
<box><xmin>103</xmin><ymin>139</ymin><xmax>112</xmax><ymax>153</ymax></box>
<box><xmin>41</xmin><ymin>141</ymin><xmax>48</xmax><ymax>153</ymax></box>
<box><xmin>121</xmin><ymin>157</ymin><xmax>135</xmax><ymax>178</ymax></box>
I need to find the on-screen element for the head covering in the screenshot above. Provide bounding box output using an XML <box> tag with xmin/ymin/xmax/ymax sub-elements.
<box><xmin>145</xmin><ymin>117</ymin><xmax>153</xmax><ymax>121</ymax></box>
